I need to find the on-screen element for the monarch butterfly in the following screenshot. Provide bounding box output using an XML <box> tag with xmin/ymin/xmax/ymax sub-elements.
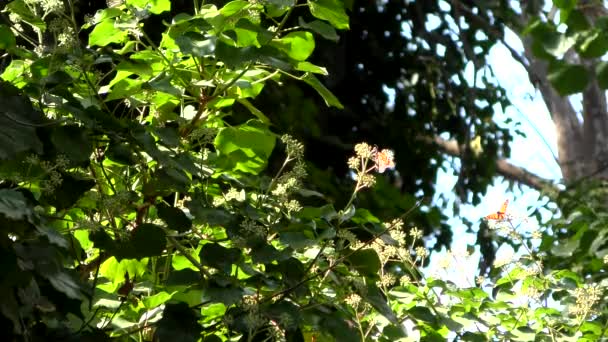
<box><xmin>374</xmin><ymin>148</ymin><xmax>395</xmax><ymax>173</ymax></box>
<box><xmin>485</xmin><ymin>199</ymin><xmax>509</xmax><ymax>220</ymax></box>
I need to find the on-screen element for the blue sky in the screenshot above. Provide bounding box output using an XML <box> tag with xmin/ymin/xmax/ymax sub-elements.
<box><xmin>426</xmin><ymin>26</ymin><xmax>563</xmax><ymax>284</ymax></box>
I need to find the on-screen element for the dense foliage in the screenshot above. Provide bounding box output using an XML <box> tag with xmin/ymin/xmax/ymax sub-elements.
<box><xmin>2</xmin><ymin>0</ymin><xmax>608</xmax><ymax>341</ymax></box>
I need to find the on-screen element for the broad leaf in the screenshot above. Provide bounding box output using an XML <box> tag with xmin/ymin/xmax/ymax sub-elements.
<box><xmin>89</xmin><ymin>19</ymin><xmax>128</xmax><ymax>47</ymax></box>
<box><xmin>308</xmin><ymin>0</ymin><xmax>349</xmax><ymax>30</ymax></box>
<box><xmin>156</xmin><ymin>203</ymin><xmax>192</xmax><ymax>233</ymax></box>
<box><xmin>0</xmin><ymin>24</ymin><xmax>16</xmax><ymax>50</ymax></box>
<box><xmin>301</xmin><ymin>73</ymin><xmax>344</xmax><ymax>108</ymax></box>
<box><xmin>214</xmin><ymin>120</ymin><xmax>276</xmax><ymax>174</ymax></box>
<box><xmin>547</xmin><ymin>62</ymin><xmax>589</xmax><ymax>95</ymax></box>
<box><xmin>155</xmin><ymin>303</ymin><xmax>202</xmax><ymax>342</ymax></box>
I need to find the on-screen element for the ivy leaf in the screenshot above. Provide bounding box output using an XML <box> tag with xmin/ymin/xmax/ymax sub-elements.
<box><xmin>577</xmin><ymin>30</ymin><xmax>608</xmax><ymax>58</ymax></box>
<box><xmin>0</xmin><ymin>82</ymin><xmax>45</xmax><ymax>159</ymax></box>
<box><xmin>116</xmin><ymin>60</ymin><xmax>153</xmax><ymax>77</ymax></box>
<box><xmin>126</xmin><ymin>0</ymin><xmax>171</xmax><ymax>14</ymax></box>
<box><xmin>295</xmin><ymin>61</ymin><xmax>328</xmax><ymax>75</ymax></box>
<box><xmin>90</xmin><ymin>229</ymin><xmax>116</xmax><ymax>254</ymax></box>
<box><xmin>5</xmin><ymin>0</ymin><xmax>46</xmax><ymax>30</ymax></box>
<box><xmin>308</xmin><ymin>0</ymin><xmax>349</xmax><ymax>30</ymax></box>
<box><xmin>0</xmin><ymin>24</ymin><xmax>16</xmax><ymax>50</ymax></box>
<box><xmin>156</xmin><ymin>203</ymin><xmax>192</xmax><ymax>233</ymax></box>
<box><xmin>175</xmin><ymin>32</ymin><xmax>216</xmax><ymax>57</ymax></box>
<box><xmin>154</xmin><ymin>303</ymin><xmax>202</xmax><ymax>342</ymax></box>
<box><xmin>251</xmin><ymin>243</ymin><xmax>292</xmax><ymax>264</ymax></box>
<box><xmin>105</xmin><ymin>141</ymin><xmax>139</xmax><ymax>165</ymax></box>
<box><xmin>89</xmin><ymin>19</ymin><xmax>128</xmax><ymax>47</ymax></box>
<box><xmin>320</xmin><ymin>310</ymin><xmax>359</xmax><ymax>341</ymax></box>
<box><xmin>50</xmin><ymin>125</ymin><xmax>93</xmax><ymax>166</ymax></box>
<box><xmin>301</xmin><ymin>73</ymin><xmax>344</xmax><ymax>108</ymax></box>
<box><xmin>0</xmin><ymin>189</ymin><xmax>32</xmax><ymax>221</ymax></box>
<box><xmin>408</xmin><ymin>306</ymin><xmax>437</xmax><ymax>324</ymax></box>
<box><xmin>272</xmin><ymin>31</ymin><xmax>315</xmax><ymax>61</ymax></box>
<box><xmin>214</xmin><ymin>120</ymin><xmax>276</xmax><ymax>174</ymax></box>
<box><xmin>129</xmin><ymin>224</ymin><xmax>167</xmax><ymax>258</ymax></box>
<box><xmin>346</xmin><ymin>249</ymin><xmax>381</xmax><ymax>277</ymax></box>
<box><xmin>220</xmin><ymin>0</ymin><xmax>249</xmax><ymax>16</ymax></box>
<box><xmin>266</xmin><ymin>301</ymin><xmax>301</xmax><ymax>331</ymax></box>
<box><xmin>200</xmin><ymin>243</ymin><xmax>241</xmax><ymax>274</ymax></box>
<box><xmin>237</xmin><ymin>98</ymin><xmax>271</xmax><ymax>124</ymax></box>
<box><xmin>186</xmin><ymin>199</ymin><xmax>234</xmax><ymax>226</ymax></box>
<box><xmin>547</xmin><ymin>62</ymin><xmax>589</xmax><ymax>96</ymax></box>
<box><xmin>298</xmin><ymin>17</ymin><xmax>339</xmax><ymax>42</ymax></box>
<box><xmin>204</xmin><ymin>276</ymin><xmax>244</xmax><ymax>305</ymax></box>
<box><xmin>42</xmin><ymin>173</ymin><xmax>95</xmax><ymax>211</ymax></box>
<box><xmin>143</xmin><ymin>291</ymin><xmax>175</xmax><ymax>308</ymax></box>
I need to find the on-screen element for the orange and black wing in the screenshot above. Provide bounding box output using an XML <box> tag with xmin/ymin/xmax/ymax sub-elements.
<box><xmin>375</xmin><ymin>149</ymin><xmax>395</xmax><ymax>173</ymax></box>
<box><xmin>485</xmin><ymin>199</ymin><xmax>509</xmax><ymax>220</ymax></box>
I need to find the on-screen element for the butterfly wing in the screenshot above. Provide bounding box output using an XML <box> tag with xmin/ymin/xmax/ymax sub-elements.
<box><xmin>485</xmin><ymin>199</ymin><xmax>509</xmax><ymax>220</ymax></box>
<box><xmin>375</xmin><ymin>149</ymin><xmax>395</xmax><ymax>173</ymax></box>
<box><xmin>499</xmin><ymin>199</ymin><xmax>509</xmax><ymax>213</ymax></box>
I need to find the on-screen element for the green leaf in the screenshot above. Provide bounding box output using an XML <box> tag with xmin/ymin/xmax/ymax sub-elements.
<box><xmin>0</xmin><ymin>82</ymin><xmax>45</xmax><ymax>159</ymax></box>
<box><xmin>596</xmin><ymin>61</ymin><xmax>608</xmax><ymax>89</ymax></box>
<box><xmin>50</xmin><ymin>125</ymin><xmax>93</xmax><ymax>166</ymax></box>
<box><xmin>232</xmin><ymin>18</ymin><xmax>272</xmax><ymax>47</ymax></box>
<box><xmin>143</xmin><ymin>291</ymin><xmax>175</xmax><ymax>308</ymax></box>
<box><xmin>301</xmin><ymin>73</ymin><xmax>344</xmax><ymax>108</ymax></box>
<box><xmin>172</xmin><ymin>246</ymin><xmax>200</xmax><ymax>271</ymax></box>
<box><xmin>578</xmin><ymin>30</ymin><xmax>608</xmax><ymax>58</ymax></box>
<box><xmin>105</xmin><ymin>141</ymin><xmax>139</xmax><ymax>165</ymax></box>
<box><xmin>272</xmin><ymin>31</ymin><xmax>315</xmax><ymax>61</ymax></box>
<box><xmin>251</xmin><ymin>243</ymin><xmax>292</xmax><ymax>264</ymax></box>
<box><xmin>215</xmin><ymin>40</ymin><xmax>256</xmax><ymax>68</ymax></box>
<box><xmin>130</xmin><ymin>223</ymin><xmax>167</xmax><ymax>258</ymax></box>
<box><xmin>308</xmin><ymin>0</ymin><xmax>349</xmax><ymax>30</ymax></box>
<box><xmin>5</xmin><ymin>0</ymin><xmax>46</xmax><ymax>30</ymax></box>
<box><xmin>237</xmin><ymin>98</ymin><xmax>271</xmax><ymax>124</ymax></box>
<box><xmin>280</xmin><ymin>231</ymin><xmax>315</xmax><ymax>249</ymax></box>
<box><xmin>175</xmin><ymin>32</ymin><xmax>216</xmax><ymax>57</ymax></box>
<box><xmin>565</xmin><ymin>9</ymin><xmax>590</xmax><ymax>31</ymax></box>
<box><xmin>554</xmin><ymin>0</ymin><xmax>576</xmax><ymax>9</ymax></box>
<box><xmin>46</xmin><ymin>272</ymin><xmax>83</xmax><ymax>300</ymax></box>
<box><xmin>295</xmin><ymin>61</ymin><xmax>328</xmax><ymax>75</ymax></box>
<box><xmin>547</xmin><ymin>62</ymin><xmax>589</xmax><ymax>96</ymax></box>
<box><xmin>361</xmin><ymin>283</ymin><xmax>399</xmax><ymax>324</ymax></box>
<box><xmin>346</xmin><ymin>249</ymin><xmax>381</xmax><ymax>277</ymax></box>
<box><xmin>148</xmin><ymin>72</ymin><xmax>182</xmax><ymax>96</ymax></box>
<box><xmin>0</xmin><ymin>24</ymin><xmax>16</xmax><ymax>50</ymax></box>
<box><xmin>524</xmin><ymin>20</ymin><xmax>573</xmax><ymax>58</ymax></box>
<box><xmin>116</xmin><ymin>60</ymin><xmax>153</xmax><ymax>77</ymax></box>
<box><xmin>266</xmin><ymin>301</ymin><xmax>301</xmax><ymax>331</ymax></box>
<box><xmin>408</xmin><ymin>306</ymin><xmax>437</xmax><ymax>324</ymax></box>
<box><xmin>89</xmin><ymin>19</ymin><xmax>128</xmax><ymax>47</ymax></box>
<box><xmin>214</xmin><ymin>120</ymin><xmax>276</xmax><ymax>174</ymax></box>
<box><xmin>200</xmin><ymin>243</ymin><xmax>241</xmax><ymax>273</ymax></box>
<box><xmin>126</xmin><ymin>0</ymin><xmax>171</xmax><ymax>14</ymax></box>
<box><xmin>0</xmin><ymin>189</ymin><xmax>32</xmax><ymax>221</ymax></box>
<box><xmin>42</xmin><ymin>173</ymin><xmax>95</xmax><ymax>210</ymax></box>
<box><xmin>298</xmin><ymin>17</ymin><xmax>339</xmax><ymax>42</ymax></box>
<box><xmin>205</xmin><ymin>276</ymin><xmax>244</xmax><ymax>305</ymax></box>
<box><xmin>186</xmin><ymin>200</ymin><xmax>234</xmax><ymax>226</ymax></box>
<box><xmin>220</xmin><ymin>0</ymin><xmax>249</xmax><ymax>16</ymax></box>
<box><xmin>155</xmin><ymin>303</ymin><xmax>202</xmax><ymax>342</ymax></box>
<box><xmin>320</xmin><ymin>311</ymin><xmax>359</xmax><ymax>341</ymax></box>
<box><xmin>156</xmin><ymin>203</ymin><xmax>192</xmax><ymax>233</ymax></box>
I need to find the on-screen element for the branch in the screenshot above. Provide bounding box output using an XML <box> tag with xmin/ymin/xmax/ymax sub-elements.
<box><xmin>424</xmin><ymin>135</ymin><xmax>557</xmax><ymax>192</ymax></box>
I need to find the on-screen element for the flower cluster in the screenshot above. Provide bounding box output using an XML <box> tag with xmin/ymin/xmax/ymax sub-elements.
<box><xmin>569</xmin><ymin>284</ymin><xmax>603</xmax><ymax>318</ymax></box>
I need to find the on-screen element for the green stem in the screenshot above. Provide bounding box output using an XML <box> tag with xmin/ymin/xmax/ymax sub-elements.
<box><xmin>164</xmin><ymin>230</ymin><xmax>210</xmax><ymax>277</ymax></box>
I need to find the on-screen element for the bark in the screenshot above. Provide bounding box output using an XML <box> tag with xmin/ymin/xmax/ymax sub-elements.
<box><xmin>423</xmin><ymin>135</ymin><xmax>556</xmax><ymax>192</ymax></box>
